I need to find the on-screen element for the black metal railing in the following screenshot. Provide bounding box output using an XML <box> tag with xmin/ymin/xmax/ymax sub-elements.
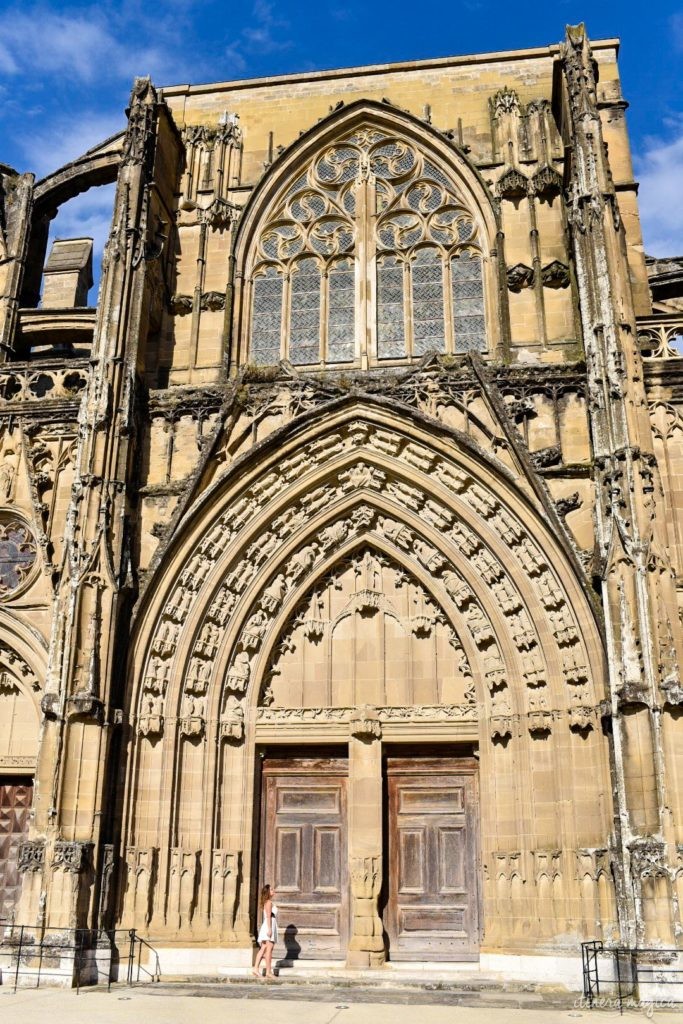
<box><xmin>0</xmin><ymin>925</ymin><xmax>161</xmax><ymax>992</ymax></box>
<box><xmin>126</xmin><ymin>931</ymin><xmax>161</xmax><ymax>987</ymax></box>
<box><xmin>582</xmin><ymin>940</ymin><xmax>683</xmax><ymax>1013</ymax></box>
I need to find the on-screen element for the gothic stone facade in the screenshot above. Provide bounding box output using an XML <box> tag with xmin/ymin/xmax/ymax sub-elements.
<box><xmin>1</xmin><ymin>25</ymin><xmax>682</xmax><ymax>978</ymax></box>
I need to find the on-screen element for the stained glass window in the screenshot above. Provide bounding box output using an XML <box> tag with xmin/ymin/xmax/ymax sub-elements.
<box><xmin>290</xmin><ymin>258</ymin><xmax>321</xmax><ymax>365</ymax></box>
<box><xmin>377</xmin><ymin>256</ymin><xmax>406</xmax><ymax>359</ymax></box>
<box><xmin>251</xmin><ymin>267</ymin><xmax>283</xmax><ymax>364</ymax></box>
<box><xmin>452</xmin><ymin>254</ymin><xmax>486</xmax><ymax>353</ymax></box>
<box><xmin>248</xmin><ymin>125</ymin><xmax>487</xmax><ymax>365</ymax></box>
<box><xmin>327</xmin><ymin>259</ymin><xmax>355</xmax><ymax>363</ymax></box>
<box><xmin>411</xmin><ymin>248</ymin><xmax>446</xmax><ymax>356</ymax></box>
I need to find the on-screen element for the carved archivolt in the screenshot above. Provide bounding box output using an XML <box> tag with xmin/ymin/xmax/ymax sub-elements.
<box><xmin>132</xmin><ymin>407</ymin><xmax>601</xmax><ymax>746</ymax></box>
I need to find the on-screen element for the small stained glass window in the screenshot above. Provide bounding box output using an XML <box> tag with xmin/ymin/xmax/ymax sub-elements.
<box><xmin>411</xmin><ymin>248</ymin><xmax>446</xmax><ymax>355</ymax></box>
<box><xmin>251</xmin><ymin>267</ymin><xmax>283</xmax><ymax>365</ymax></box>
<box><xmin>289</xmin><ymin>258</ymin><xmax>321</xmax><ymax>365</ymax></box>
<box><xmin>327</xmin><ymin>259</ymin><xmax>355</xmax><ymax>363</ymax></box>
<box><xmin>452</xmin><ymin>254</ymin><xmax>486</xmax><ymax>353</ymax></box>
<box><xmin>377</xmin><ymin>256</ymin><xmax>406</xmax><ymax>359</ymax></box>
<box><xmin>0</xmin><ymin>519</ymin><xmax>37</xmax><ymax>598</ymax></box>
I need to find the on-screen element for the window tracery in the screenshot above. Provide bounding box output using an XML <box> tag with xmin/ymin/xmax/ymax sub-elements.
<box><xmin>0</xmin><ymin>517</ymin><xmax>37</xmax><ymax>598</ymax></box>
<box><xmin>247</xmin><ymin>126</ymin><xmax>487</xmax><ymax>366</ymax></box>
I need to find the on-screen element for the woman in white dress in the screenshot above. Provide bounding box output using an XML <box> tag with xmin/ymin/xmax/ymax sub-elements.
<box><xmin>253</xmin><ymin>884</ymin><xmax>278</xmax><ymax>978</ymax></box>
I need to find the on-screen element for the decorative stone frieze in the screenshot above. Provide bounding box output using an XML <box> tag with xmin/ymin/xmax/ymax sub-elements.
<box><xmin>52</xmin><ymin>840</ymin><xmax>92</xmax><ymax>873</ymax></box>
<box><xmin>18</xmin><ymin>839</ymin><xmax>45</xmax><ymax>873</ymax></box>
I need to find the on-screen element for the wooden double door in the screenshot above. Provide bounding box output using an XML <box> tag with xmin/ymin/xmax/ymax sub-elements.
<box><xmin>260</xmin><ymin>753</ymin><xmax>479</xmax><ymax>961</ymax></box>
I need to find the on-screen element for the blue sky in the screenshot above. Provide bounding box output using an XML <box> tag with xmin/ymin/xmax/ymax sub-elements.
<box><xmin>1</xmin><ymin>0</ymin><xmax>681</xmax><ymax>271</ymax></box>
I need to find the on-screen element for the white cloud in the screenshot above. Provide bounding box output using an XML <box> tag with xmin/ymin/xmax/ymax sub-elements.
<box><xmin>634</xmin><ymin>123</ymin><xmax>683</xmax><ymax>257</ymax></box>
<box><xmin>18</xmin><ymin>112</ymin><xmax>125</xmax><ymax>178</ymax></box>
<box><xmin>0</xmin><ymin>8</ymin><xmax>174</xmax><ymax>85</ymax></box>
<box><xmin>224</xmin><ymin>0</ymin><xmax>292</xmax><ymax>77</ymax></box>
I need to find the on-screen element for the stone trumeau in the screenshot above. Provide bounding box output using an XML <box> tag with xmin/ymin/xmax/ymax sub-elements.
<box><xmin>1</xmin><ymin>23</ymin><xmax>682</xmax><ymax>988</ymax></box>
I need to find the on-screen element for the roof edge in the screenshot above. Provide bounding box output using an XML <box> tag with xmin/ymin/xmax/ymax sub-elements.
<box><xmin>159</xmin><ymin>37</ymin><xmax>621</xmax><ymax>99</ymax></box>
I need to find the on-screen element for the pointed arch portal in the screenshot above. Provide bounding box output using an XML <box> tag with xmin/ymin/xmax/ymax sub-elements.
<box><xmin>118</xmin><ymin>391</ymin><xmax>613</xmax><ymax>962</ymax></box>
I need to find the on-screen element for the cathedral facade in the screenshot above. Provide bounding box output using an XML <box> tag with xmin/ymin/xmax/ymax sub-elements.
<box><xmin>1</xmin><ymin>25</ymin><xmax>682</xmax><ymax>982</ymax></box>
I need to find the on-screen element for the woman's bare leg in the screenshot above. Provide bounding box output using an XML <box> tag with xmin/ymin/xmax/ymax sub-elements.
<box><xmin>265</xmin><ymin>941</ymin><xmax>275</xmax><ymax>976</ymax></box>
<box><xmin>253</xmin><ymin>942</ymin><xmax>266</xmax><ymax>976</ymax></box>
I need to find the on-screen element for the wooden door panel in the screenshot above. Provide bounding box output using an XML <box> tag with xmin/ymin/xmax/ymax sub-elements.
<box><xmin>398</xmin><ymin>828</ymin><xmax>426</xmax><ymax>893</ymax></box>
<box><xmin>313</xmin><ymin>827</ymin><xmax>341</xmax><ymax>893</ymax></box>
<box><xmin>400</xmin><ymin>906</ymin><xmax>467</xmax><ymax>934</ymax></box>
<box><xmin>386</xmin><ymin>758</ymin><xmax>479</xmax><ymax>961</ymax></box>
<box><xmin>399</xmin><ymin>786</ymin><xmax>464</xmax><ymax>814</ymax></box>
<box><xmin>275</xmin><ymin>827</ymin><xmax>301</xmax><ymax>891</ymax></box>
<box><xmin>439</xmin><ymin>827</ymin><xmax>466</xmax><ymax>892</ymax></box>
<box><xmin>277</xmin><ymin>786</ymin><xmax>341</xmax><ymax>814</ymax></box>
<box><xmin>262</xmin><ymin>759</ymin><xmax>348</xmax><ymax>959</ymax></box>
<box><xmin>278</xmin><ymin>905</ymin><xmax>341</xmax><ymax>933</ymax></box>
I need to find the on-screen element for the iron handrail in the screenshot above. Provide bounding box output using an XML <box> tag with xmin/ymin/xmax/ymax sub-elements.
<box><xmin>581</xmin><ymin>939</ymin><xmax>683</xmax><ymax>1013</ymax></box>
<box><xmin>0</xmin><ymin>924</ymin><xmax>161</xmax><ymax>991</ymax></box>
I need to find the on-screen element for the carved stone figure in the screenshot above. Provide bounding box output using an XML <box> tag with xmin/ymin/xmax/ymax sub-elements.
<box><xmin>227</xmin><ymin>651</ymin><xmax>251</xmax><ymax>693</ymax></box>
<box><xmin>145</xmin><ymin>656</ymin><xmax>170</xmax><ymax>694</ymax></box>
<box><xmin>289</xmin><ymin>544</ymin><xmax>318</xmax><ymax>579</ymax></box>
<box><xmin>378</xmin><ymin>517</ymin><xmax>412</xmax><ymax>549</ymax></box>
<box><xmin>0</xmin><ymin>446</ymin><xmax>18</xmax><ymax>500</ymax></box>
<box><xmin>261</xmin><ymin>573</ymin><xmax>287</xmax><ymax>612</ymax></box>
<box><xmin>442</xmin><ymin>569</ymin><xmax>473</xmax><ymax>608</ymax></box>
<box><xmin>139</xmin><ymin>693</ymin><xmax>164</xmax><ymax>737</ymax></box>
<box><xmin>220</xmin><ymin>695</ymin><xmax>245</xmax><ymax>742</ymax></box>
<box><xmin>186</xmin><ymin>657</ymin><xmax>212</xmax><ymax>694</ymax></box>
<box><xmin>242</xmin><ymin>608</ymin><xmax>268</xmax><ymax>648</ymax></box>
<box><xmin>465</xmin><ymin>604</ymin><xmax>494</xmax><ymax>647</ymax></box>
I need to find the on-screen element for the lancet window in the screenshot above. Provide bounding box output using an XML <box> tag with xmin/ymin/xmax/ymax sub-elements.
<box><xmin>247</xmin><ymin>127</ymin><xmax>488</xmax><ymax>367</ymax></box>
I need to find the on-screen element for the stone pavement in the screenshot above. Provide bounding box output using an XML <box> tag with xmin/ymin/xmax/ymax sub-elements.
<box><xmin>1</xmin><ymin>984</ymin><xmax>681</xmax><ymax>1023</ymax></box>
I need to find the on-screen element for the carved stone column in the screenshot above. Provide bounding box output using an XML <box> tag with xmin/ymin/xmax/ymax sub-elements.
<box><xmin>346</xmin><ymin>706</ymin><xmax>384</xmax><ymax>968</ymax></box>
<box><xmin>560</xmin><ymin>23</ymin><xmax>683</xmax><ymax>948</ymax></box>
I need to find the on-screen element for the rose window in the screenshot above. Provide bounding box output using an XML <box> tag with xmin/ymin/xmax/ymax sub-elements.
<box><xmin>0</xmin><ymin>519</ymin><xmax>37</xmax><ymax>597</ymax></box>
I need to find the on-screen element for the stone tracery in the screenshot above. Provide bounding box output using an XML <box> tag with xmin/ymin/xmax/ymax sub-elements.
<box><xmin>247</xmin><ymin>123</ymin><xmax>489</xmax><ymax>366</ymax></box>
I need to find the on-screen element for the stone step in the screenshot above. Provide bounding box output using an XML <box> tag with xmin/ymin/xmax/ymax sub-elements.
<box><xmin>145</xmin><ymin>966</ymin><xmax>577</xmax><ymax>1007</ymax></box>
<box><xmin>137</xmin><ymin>977</ymin><xmax>576</xmax><ymax>1010</ymax></box>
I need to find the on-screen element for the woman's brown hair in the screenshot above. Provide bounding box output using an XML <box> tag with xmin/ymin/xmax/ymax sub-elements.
<box><xmin>259</xmin><ymin>884</ymin><xmax>272</xmax><ymax>911</ymax></box>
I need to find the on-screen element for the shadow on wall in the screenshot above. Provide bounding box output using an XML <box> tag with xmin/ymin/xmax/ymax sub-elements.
<box><xmin>277</xmin><ymin>923</ymin><xmax>302</xmax><ymax>966</ymax></box>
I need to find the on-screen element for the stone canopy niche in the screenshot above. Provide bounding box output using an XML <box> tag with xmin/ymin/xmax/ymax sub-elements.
<box><xmin>263</xmin><ymin>547</ymin><xmax>472</xmax><ymax>709</ymax></box>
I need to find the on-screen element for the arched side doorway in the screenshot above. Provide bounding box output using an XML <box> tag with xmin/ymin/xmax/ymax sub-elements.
<box><xmin>0</xmin><ymin>620</ymin><xmax>45</xmax><ymax>922</ymax></box>
<box><xmin>121</xmin><ymin>398</ymin><xmax>614</xmax><ymax>967</ymax></box>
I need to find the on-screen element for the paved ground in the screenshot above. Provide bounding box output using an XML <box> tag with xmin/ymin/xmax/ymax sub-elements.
<box><xmin>1</xmin><ymin>984</ymin><xmax>681</xmax><ymax>1023</ymax></box>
